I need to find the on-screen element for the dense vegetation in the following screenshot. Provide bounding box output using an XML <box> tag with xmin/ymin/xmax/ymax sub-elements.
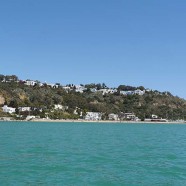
<box><xmin>0</xmin><ymin>75</ymin><xmax>186</xmax><ymax>121</ymax></box>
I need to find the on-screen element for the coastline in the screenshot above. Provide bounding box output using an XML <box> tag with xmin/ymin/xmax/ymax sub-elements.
<box><xmin>31</xmin><ymin>119</ymin><xmax>186</xmax><ymax>124</ymax></box>
<box><xmin>1</xmin><ymin>118</ymin><xmax>185</xmax><ymax>124</ymax></box>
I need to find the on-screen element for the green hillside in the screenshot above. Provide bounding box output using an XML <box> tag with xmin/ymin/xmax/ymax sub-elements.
<box><xmin>0</xmin><ymin>75</ymin><xmax>186</xmax><ymax>121</ymax></box>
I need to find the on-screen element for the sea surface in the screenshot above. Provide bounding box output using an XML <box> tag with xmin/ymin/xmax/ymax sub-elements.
<box><xmin>0</xmin><ymin>122</ymin><xmax>186</xmax><ymax>186</ymax></box>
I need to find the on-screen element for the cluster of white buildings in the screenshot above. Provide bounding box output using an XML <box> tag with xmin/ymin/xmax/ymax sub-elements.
<box><xmin>85</xmin><ymin>112</ymin><xmax>102</xmax><ymax>121</ymax></box>
<box><xmin>1</xmin><ymin>77</ymin><xmax>148</xmax><ymax>97</ymax></box>
<box><xmin>84</xmin><ymin>112</ymin><xmax>141</xmax><ymax>121</ymax></box>
<box><xmin>97</xmin><ymin>89</ymin><xmax>118</xmax><ymax>95</ymax></box>
<box><xmin>0</xmin><ymin>78</ymin><xmax>60</xmax><ymax>89</ymax></box>
<box><xmin>1</xmin><ymin>78</ymin><xmax>19</xmax><ymax>83</ymax></box>
<box><xmin>62</xmin><ymin>85</ymin><xmax>118</xmax><ymax>95</ymax></box>
<box><xmin>2</xmin><ymin>105</ymin><xmax>16</xmax><ymax>114</ymax></box>
<box><xmin>108</xmin><ymin>113</ymin><xmax>119</xmax><ymax>121</ymax></box>
<box><xmin>119</xmin><ymin>113</ymin><xmax>140</xmax><ymax>121</ymax></box>
<box><xmin>24</xmin><ymin>80</ymin><xmax>37</xmax><ymax>86</ymax></box>
<box><xmin>1</xmin><ymin>104</ymin><xmax>168</xmax><ymax>122</ymax></box>
<box><xmin>108</xmin><ymin>112</ymin><xmax>140</xmax><ymax>121</ymax></box>
<box><xmin>120</xmin><ymin>89</ymin><xmax>145</xmax><ymax>96</ymax></box>
<box><xmin>18</xmin><ymin>107</ymin><xmax>31</xmax><ymax>112</ymax></box>
<box><xmin>24</xmin><ymin>80</ymin><xmax>59</xmax><ymax>88</ymax></box>
<box><xmin>2</xmin><ymin>105</ymin><xmax>43</xmax><ymax>114</ymax></box>
<box><xmin>62</xmin><ymin>86</ymin><xmax>71</xmax><ymax>92</ymax></box>
<box><xmin>62</xmin><ymin>85</ymin><xmax>146</xmax><ymax>96</ymax></box>
<box><xmin>75</xmin><ymin>85</ymin><xmax>87</xmax><ymax>93</ymax></box>
<box><xmin>54</xmin><ymin>104</ymin><xmax>68</xmax><ymax>111</ymax></box>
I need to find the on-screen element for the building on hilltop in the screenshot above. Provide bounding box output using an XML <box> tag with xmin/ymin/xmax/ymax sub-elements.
<box><xmin>90</xmin><ymin>88</ymin><xmax>97</xmax><ymax>93</ymax></box>
<box><xmin>120</xmin><ymin>89</ymin><xmax>145</xmax><ymax>96</ymax></box>
<box><xmin>75</xmin><ymin>85</ymin><xmax>87</xmax><ymax>93</ymax></box>
<box><xmin>24</xmin><ymin>80</ymin><xmax>37</xmax><ymax>86</ymax></box>
<box><xmin>97</xmin><ymin>89</ymin><xmax>117</xmax><ymax>95</ymax></box>
<box><xmin>62</xmin><ymin>86</ymin><xmax>72</xmax><ymax>92</ymax></box>
<box><xmin>46</xmin><ymin>83</ymin><xmax>59</xmax><ymax>88</ymax></box>
<box><xmin>134</xmin><ymin>89</ymin><xmax>145</xmax><ymax>95</ymax></box>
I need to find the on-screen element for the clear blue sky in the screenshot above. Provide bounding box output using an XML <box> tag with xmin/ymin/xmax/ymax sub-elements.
<box><xmin>1</xmin><ymin>0</ymin><xmax>186</xmax><ymax>98</ymax></box>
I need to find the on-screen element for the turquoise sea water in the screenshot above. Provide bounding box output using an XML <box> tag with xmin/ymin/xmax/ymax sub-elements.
<box><xmin>0</xmin><ymin>122</ymin><xmax>186</xmax><ymax>185</ymax></box>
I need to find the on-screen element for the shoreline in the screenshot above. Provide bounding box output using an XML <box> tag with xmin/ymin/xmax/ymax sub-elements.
<box><xmin>1</xmin><ymin>118</ymin><xmax>186</xmax><ymax>124</ymax></box>
<box><xmin>31</xmin><ymin>119</ymin><xmax>186</xmax><ymax>124</ymax></box>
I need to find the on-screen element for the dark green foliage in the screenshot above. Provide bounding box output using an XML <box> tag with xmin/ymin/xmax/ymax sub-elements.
<box><xmin>85</xmin><ymin>83</ymin><xmax>107</xmax><ymax>90</ymax></box>
<box><xmin>118</xmin><ymin>85</ymin><xmax>136</xmax><ymax>91</ymax></box>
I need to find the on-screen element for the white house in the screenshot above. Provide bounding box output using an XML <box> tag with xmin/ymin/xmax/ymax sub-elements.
<box><xmin>145</xmin><ymin>115</ymin><xmax>167</xmax><ymax>122</ymax></box>
<box><xmin>152</xmin><ymin>114</ymin><xmax>158</xmax><ymax>119</ymax></box>
<box><xmin>38</xmin><ymin>83</ymin><xmax>44</xmax><ymax>87</ymax></box>
<box><xmin>74</xmin><ymin>107</ymin><xmax>83</xmax><ymax>116</ymax></box>
<box><xmin>2</xmin><ymin>105</ymin><xmax>16</xmax><ymax>114</ymax></box>
<box><xmin>54</xmin><ymin>104</ymin><xmax>63</xmax><ymax>110</ymax></box>
<box><xmin>145</xmin><ymin>88</ymin><xmax>151</xmax><ymax>92</ymax></box>
<box><xmin>33</xmin><ymin>107</ymin><xmax>43</xmax><ymax>112</ymax></box>
<box><xmin>18</xmin><ymin>107</ymin><xmax>31</xmax><ymax>112</ymax></box>
<box><xmin>90</xmin><ymin>88</ymin><xmax>97</xmax><ymax>93</ymax></box>
<box><xmin>53</xmin><ymin>84</ymin><xmax>59</xmax><ymax>88</ymax></box>
<box><xmin>98</xmin><ymin>89</ymin><xmax>117</xmax><ymax>95</ymax></box>
<box><xmin>134</xmin><ymin>117</ymin><xmax>141</xmax><ymax>121</ymax></box>
<box><xmin>120</xmin><ymin>91</ymin><xmax>127</xmax><ymax>95</ymax></box>
<box><xmin>62</xmin><ymin>86</ymin><xmax>71</xmax><ymax>92</ymax></box>
<box><xmin>120</xmin><ymin>91</ymin><xmax>134</xmax><ymax>95</ymax></box>
<box><xmin>75</xmin><ymin>85</ymin><xmax>87</xmax><ymax>93</ymax></box>
<box><xmin>134</xmin><ymin>89</ymin><xmax>145</xmax><ymax>95</ymax></box>
<box><xmin>125</xmin><ymin>113</ymin><xmax>136</xmax><ymax>120</ymax></box>
<box><xmin>120</xmin><ymin>89</ymin><xmax>145</xmax><ymax>96</ymax></box>
<box><xmin>25</xmin><ymin>80</ymin><xmax>37</xmax><ymax>86</ymax></box>
<box><xmin>85</xmin><ymin>112</ymin><xmax>102</xmax><ymax>121</ymax></box>
<box><xmin>54</xmin><ymin>104</ymin><xmax>68</xmax><ymax>111</ymax></box>
<box><xmin>46</xmin><ymin>83</ymin><xmax>57</xmax><ymax>88</ymax></box>
<box><xmin>108</xmin><ymin>113</ymin><xmax>119</xmax><ymax>121</ymax></box>
<box><xmin>119</xmin><ymin>113</ymin><xmax>137</xmax><ymax>120</ymax></box>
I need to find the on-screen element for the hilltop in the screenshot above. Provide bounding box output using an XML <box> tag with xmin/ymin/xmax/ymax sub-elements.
<box><xmin>0</xmin><ymin>74</ymin><xmax>186</xmax><ymax>121</ymax></box>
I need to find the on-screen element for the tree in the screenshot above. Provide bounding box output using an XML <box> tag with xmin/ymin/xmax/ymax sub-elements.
<box><xmin>137</xmin><ymin>86</ymin><xmax>145</xmax><ymax>91</ymax></box>
<box><xmin>0</xmin><ymin>74</ymin><xmax>5</xmax><ymax>81</ymax></box>
<box><xmin>102</xmin><ymin>83</ymin><xmax>107</xmax><ymax>89</ymax></box>
<box><xmin>118</xmin><ymin>85</ymin><xmax>136</xmax><ymax>91</ymax></box>
<box><xmin>8</xmin><ymin>100</ymin><xmax>18</xmax><ymax>108</ymax></box>
<box><xmin>96</xmin><ymin>83</ymin><xmax>102</xmax><ymax>90</ymax></box>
